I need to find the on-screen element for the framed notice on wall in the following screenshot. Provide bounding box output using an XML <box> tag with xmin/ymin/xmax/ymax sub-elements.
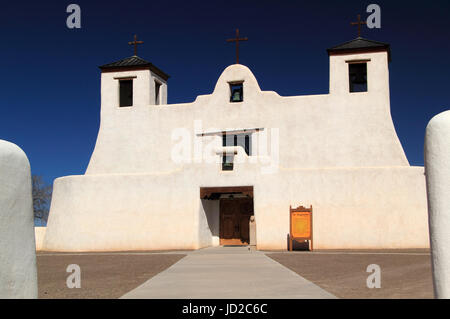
<box><xmin>289</xmin><ymin>205</ymin><xmax>313</xmax><ymax>251</ymax></box>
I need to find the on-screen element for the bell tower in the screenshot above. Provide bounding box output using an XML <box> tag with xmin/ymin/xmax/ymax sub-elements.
<box><xmin>98</xmin><ymin>35</ymin><xmax>170</xmax><ymax>109</ymax></box>
<box><xmin>327</xmin><ymin>37</ymin><xmax>391</xmax><ymax>96</ymax></box>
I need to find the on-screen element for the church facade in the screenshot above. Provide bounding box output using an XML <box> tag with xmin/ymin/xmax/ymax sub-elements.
<box><xmin>42</xmin><ymin>37</ymin><xmax>429</xmax><ymax>251</ymax></box>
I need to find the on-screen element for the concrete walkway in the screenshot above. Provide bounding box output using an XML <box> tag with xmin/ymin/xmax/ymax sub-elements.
<box><xmin>121</xmin><ymin>247</ymin><xmax>336</xmax><ymax>299</ymax></box>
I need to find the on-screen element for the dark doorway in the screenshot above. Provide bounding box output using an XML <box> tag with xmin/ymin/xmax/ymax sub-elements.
<box><xmin>219</xmin><ymin>197</ymin><xmax>254</xmax><ymax>245</ymax></box>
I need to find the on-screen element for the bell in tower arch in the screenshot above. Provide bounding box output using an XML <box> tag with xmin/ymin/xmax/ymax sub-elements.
<box><xmin>230</xmin><ymin>82</ymin><xmax>244</xmax><ymax>103</ymax></box>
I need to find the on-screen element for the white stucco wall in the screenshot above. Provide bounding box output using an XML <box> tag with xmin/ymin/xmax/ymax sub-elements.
<box><xmin>0</xmin><ymin>140</ymin><xmax>37</xmax><ymax>298</ymax></box>
<box><xmin>256</xmin><ymin>166</ymin><xmax>428</xmax><ymax>249</ymax></box>
<box><xmin>151</xmin><ymin>73</ymin><xmax>168</xmax><ymax>105</ymax></box>
<box><xmin>34</xmin><ymin>227</ymin><xmax>47</xmax><ymax>251</ymax></box>
<box><xmin>44</xmin><ymin>51</ymin><xmax>429</xmax><ymax>251</ymax></box>
<box><xmin>86</xmin><ymin>53</ymin><xmax>408</xmax><ymax>175</ymax></box>
<box><xmin>199</xmin><ymin>199</ymin><xmax>220</xmax><ymax>247</ymax></box>
<box><xmin>44</xmin><ymin>164</ymin><xmax>427</xmax><ymax>251</ymax></box>
<box><xmin>44</xmin><ymin>174</ymin><xmax>199</xmax><ymax>251</ymax></box>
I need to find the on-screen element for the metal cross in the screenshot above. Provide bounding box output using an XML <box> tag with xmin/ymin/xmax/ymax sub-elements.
<box><xmin>128</xmin><ymin>34</ymin><xmax>144</xmax><ymax>56</ymax></box>
<box><xmin>226</xmin><ymin>29</ymin><xmax>248</xmax><ymax>64</ymax></box>
<box><xmin>351</xmin><ymin>14</ymin><xmax>367</xmax><ymax>38</ymax></box>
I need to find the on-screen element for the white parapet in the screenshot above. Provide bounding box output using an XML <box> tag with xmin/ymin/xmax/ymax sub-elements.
<box><xmin>0</xmin><ymin>140</ymin><xmax>37</xmax><ymax>298</ymax></box>
<box><xmin>425</xmin><ymin>110</ymin><xmax>450</xmax><ymax>299</ymax></box>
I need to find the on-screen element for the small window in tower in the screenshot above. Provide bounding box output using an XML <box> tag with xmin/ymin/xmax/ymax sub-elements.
<box><xmin>245</xmin><ymin>135</ymin><xmax>250</xmax><ymax>155</ymax></box>
<box><xmin>222</xmin><ymin>133</ymin><xmax>252</xmax><ymax>155</ymax></box>
<box><xmin>222</xmin><ymin>155</ymin><xmax>234</xmax><ymax>171</ymax></box>
<box><xmin>119</xmin><ymin>80</ymin><xmax>133</xmax><ymax>107</ymax></box>
<box><xmin>155</xmin><ymin>80</ymin><xmax>161</xmax><ymax>105</ymax></box>
<box><xmin>220</xmin><ymin>132</ymin><xmax>252</xmax><ymax>171</ymax></box>
<box><xmin>229</xmin><ymin>82</ymin><xmax>243</xmax><ymax>103</ymax></box>
<box><xmin>236</xmin><ymin>134</ymin><xmax>251</xmax><ymax>156</ymax></box>
<box><xmin>222</xmin><ymin>134</ymin><xmax>233</xmax><ymax>171</ymax></box>
<box><xmin>349</xmin><ymin>63</ymin><xmax>367</xmax><ymax>93</ymax></box>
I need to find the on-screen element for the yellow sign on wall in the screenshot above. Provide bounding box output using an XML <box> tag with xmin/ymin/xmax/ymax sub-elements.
<box><xmin>291</xmin><ymin>212</ymin><xmax>311</xmax><ymax>238</ymax></box>
<box><xmin>289</xmin><ymin>205</ymin><xmax>313</xmax><ymax>251</ymax></box>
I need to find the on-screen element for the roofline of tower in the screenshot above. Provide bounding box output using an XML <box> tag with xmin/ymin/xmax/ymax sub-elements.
<box><xmin>327</xmin><ymin>47</ymin><xmax>392</xmax><ymax>62</ymax></box>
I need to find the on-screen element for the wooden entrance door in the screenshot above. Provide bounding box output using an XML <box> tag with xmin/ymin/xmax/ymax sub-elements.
<box><xmin>220</xmin><ymin>198</ymin><xmax>253</xmax><ymax>245</ymax></box>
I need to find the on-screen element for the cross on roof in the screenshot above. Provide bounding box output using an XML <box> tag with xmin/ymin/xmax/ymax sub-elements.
<box><xmin>128</xmin><ymin>34</ymin><xmax>144</xmax><ymax>56</ymax></box>
<box><xmin>226</xmin><ymin>29</ymin><xmax>248</xmax><ymax>64</ymax></box>
<box><xmin>351</xmin><ymin>14</ymin><xmax>367</xmax><ymax>38</ymax></box>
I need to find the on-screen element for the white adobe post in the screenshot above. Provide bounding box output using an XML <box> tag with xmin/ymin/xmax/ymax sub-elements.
<box><xmin>425</xmin><ymin>110</ymin><xmax>450</xmax><ymax>298</ymax></box>
<box><xmin>0</xmin><ymin>140</ymin><xmax>38</xmax><ymax>298</ymax></box>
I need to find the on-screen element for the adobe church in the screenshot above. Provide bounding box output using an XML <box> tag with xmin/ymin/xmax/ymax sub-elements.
<box><xmin>42</xmin><ymin>31</ymin><xmax>429</xmax><ymax>251</ymax></box>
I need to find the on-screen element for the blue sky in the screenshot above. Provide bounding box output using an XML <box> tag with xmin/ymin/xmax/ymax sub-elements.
<box><xmin>0</xmin><ymin>0</ymin><xmax>449</xmax><ymax>185</ymax></box>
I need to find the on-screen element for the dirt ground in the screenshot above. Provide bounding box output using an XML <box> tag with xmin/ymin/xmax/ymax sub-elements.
<box><xmin>37</xmin><ymin>249</ymin><xmax>434</xmax><ymax>299</ymax></box>
<box><xmin>37</xmin><ymin>253</ymin><xmax>186</xmax><ymax>299</ymax></box>
<box><xmin>267</xmin><ymin>250</ymin><xmax>434</xmax><ymax>299</ymax></box>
